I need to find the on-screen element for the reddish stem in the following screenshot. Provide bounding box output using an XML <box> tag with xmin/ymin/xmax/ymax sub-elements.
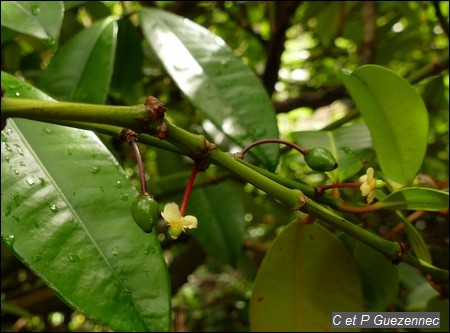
<box><xmin>240</xmin><ymin>138</ymin><xmax>309</xmax><ymax>157</ymax></box>
<box><xmin>130</xmin><ymin>140</ymin><xmax>148</xmax><ymax>195</ymax></box>
<box><xmin>180</xmin><ymin>165</ymin><xmax>199</xmax><ymax>216</ymax></box>
<box><xmin>320</xmin><ymin>182</ymin><xmax>361</xmax><ymax>191</ymax></box>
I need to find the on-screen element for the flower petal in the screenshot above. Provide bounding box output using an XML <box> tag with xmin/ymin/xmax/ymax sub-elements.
<box><xmin>360</xmin><ymin>183</ymin><xmax>371</xmax><ymax>196</ymax></box>
<box><xmin>181</xmin><ymin>215</ymin><xmax>198</xmax><ymax>229</ymax></box>
<box><xmin>161</xmin><ymin>202</ymin><xmax>181</xmax><ymax>223</ymax></box>
<box><xmin>366</xmin><ymin>167</ymin><xmax>374</xmax><ymax>183</ymax></box>
<box><xmin>367</xmin><ymin>190</ymin><xmax>376</xmax><ymax>204</ymax></box>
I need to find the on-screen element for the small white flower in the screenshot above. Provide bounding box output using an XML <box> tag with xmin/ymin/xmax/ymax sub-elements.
<box><xmin>161</xmin><ymin>202</ymin><xmax>197</xmax><ymax>239</ymax></box>
<box><xmin>359</xmin><ymin>167</ymin><xmax>385</xmax><ymax>204</ymax></box>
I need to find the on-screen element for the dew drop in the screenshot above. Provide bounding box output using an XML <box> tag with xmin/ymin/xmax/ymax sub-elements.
<box><xmin>4</xmin><ymin>205</ymin><xmax>12</xmax><ymax>216</ymax></box>
<box><xmin>112</xmin><ymin>248</ymin><xmax>118</xmax><ymax>256</ymax></box>
<box><xmin>50</xmin><ymin>204</ymin><xmax>58</xmax><ymax>213</ymax></box>
<box><xmin>5</xmin><ymin>143</ymin><xmax>12</xmax><ymax>151</ymax></box>
<box><xmin>115</xmin><ymin>180</ymin><xmax>122</xmax><ymax>188</ymax></box>
<box><xmin>13</xmin><ymin>169</ymin><xmax>19</xmax><ymax>175</ymax></box>
<box><xmin>91</xmin><ymin>166</ymin><xmax>100</xmax><ymax>174</ymax></box>
<box><xmin>3</xmin><ymin>235</ymin><xmax>15</xmax><ymax>247</ymax></box>
<box><xmin>20</xmin><ymin>161</ymin><xmax>26</xmax><ymax>167</ymax></box>
<box><xmin>43</xmin><ymin>128</ymin><xmax>53</xmax><ymax>134</ymax></box>
<box><xmin>14</xmin><ymin>145</ymin><xmax>24</xmax><ymax>155</ymax></box>
<box><xmin>26</xmin><ymin>178</ymin><xmax>34</xmax><ymax>186</ymax></box>
<box><xmin>39</xmin><ymin>177</ymin><xmax>46</xmax><ymax>187</ymax></box>
<box><xmin>15</xmin><ymin>92</ymin><xmax>20</xmax><ymax>97</ymax></box>
<box><xmin>12</xmin><ymin>193</ymin><xmax>20</xmax><ymax>207</ymax></box>
<box><xmin>33</xmin><ymin>254</ymin><xmax>42</xmax><ymax>262</ymax></box>
<box><xmin>145</xmin><ymin>246</ymin><xmax>157</xmax><ymax>255</ymax></box>
<box><xmin>68</xmin><ymin>254</ymin><xmax>81</xmax><ymax>263</ymax></box>
<box><xmin>5</xmin><ymin>156</ymin><xmax>10</xmax><ymax>163</ymax></box>
<box><xmin>120</xmin><ymin>193</ymin><xmax>129</xmax><ymax>201</ymax></box>
<box><xmin>31</xmin><ymin>4</ymin><xmax>40</xmax><ymax>16</ymax></box>
<box><xmin>46</xmin><ymin>38</ymin><xmax>56</xmax><ymax>48</ymax></box>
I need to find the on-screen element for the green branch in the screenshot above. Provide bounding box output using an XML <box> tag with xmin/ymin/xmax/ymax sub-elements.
<box><xmin>1</xmin><ymin>97</ymin><xmax>448</xmax><ymax>283</ymax></box>
<box><xmin>1</xmin><ymin>98</ymin><xmax>148</xmax><ymax>130</ymax></box>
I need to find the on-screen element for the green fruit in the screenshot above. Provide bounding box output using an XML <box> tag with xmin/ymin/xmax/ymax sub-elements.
<box><xmin>130</xmin><ymin>194</ymin><xmax>159</xmax><ymax>233</ymax></box>
<box><xmin>304</xmin><ymin>147</ymin><xmax>338</xmax><ymax>172</ymax></box>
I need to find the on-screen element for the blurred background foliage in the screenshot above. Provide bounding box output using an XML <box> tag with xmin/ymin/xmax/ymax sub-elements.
<box><xmin>1</xmin><ymin>1</ymin><xmax>448</xmax><ymax>331</ymax></box>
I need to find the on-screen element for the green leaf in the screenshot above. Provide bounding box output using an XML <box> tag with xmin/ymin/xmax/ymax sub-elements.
<box><xmin>188</xmin><ymin>182</ymin><xmax>245</xmax><ymax>267</ymax></box>
<box><xmin>395</xmin><ymin>211</ymin><xmax>432</xmax><ymax>264</ymax></box>
<box><xmin>140</xmin><ymin>8</ymin><xmax>279</xmax><ymax>171</ymax></box>
<box><xmin>380</xmin><ymin>188</ymin><xmax>449</xmax><ymax>211</ymax></box>
<box><xmin>425</xmin><ymin>297</ymin><xmax>449</xmax><ymax>332</ymax></box>
<box><xmin>353</xmin><ymin>242</ymin><xmax>398</xmax><ymax>312</ymax></box>
<box><xmin>0</xmin><ymin>1</ymin><xmax>64</xmax><ymax>48</ymax></box>
<box><xmin>1</xmin><ymin>73</ymin><xmax>171</xmax><ymax>332</ymax></box>
<box><xmin>109</xmin><ymin>18</ymin><xmax>143</xmax><ymax>104</ymax></box>
<box><xmin>249</xmin><ymin>221</ymin><xmax>363</xmax><ymax>331</ymax></box>
<box><xmin>38</xmin><ymin>17</ymin><xmax>117</xmax><ymax>104</ymax></box>
<box><xmin>292</xmin><ymin>123</ymin><xmax>371</xmax><ymax>182</ymax></box>
<box><xmin>338</xmin><ymin>65</ymin><xmax>429</xmax><ymax>188</ymax></box>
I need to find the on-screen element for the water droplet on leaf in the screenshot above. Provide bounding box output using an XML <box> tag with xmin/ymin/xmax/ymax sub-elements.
<box><xmin>33</xmin><ymin>254</ymin><xmax>42</xmax><ymax>262</ymax></box>
<box><xmin>26</xmin><ymin>178</ymin><xmax>34</xmax><ymax>185</ymax></box>
<box><xmin>91</xmin><ymin>166</ymin><xmax>100</xmax><ymax>174</ymax></box>
<box><xmin>12</xmin><ymin>193</ymin><xmax>20</xmax><ymax>207</ymax></box>
<box><xmin>3</xmin><ymin>235</ymin><xmax>15</xmax><ymax>247</ymax></box>
<box><xmin>115</xmin><ymin>180</ymin><xmax>122</xmax><ymax>188</ymax></box>
<box><xmin>39</xmin><ymin>177</ymin><xmax>46</xmax><ymax>187</ymax></box>
<box><xmin>50</xmin><ymin>204</ymin><xmax>58</xmax><ymax>213</ymax></box>
<box><xmin>31</xmin><ymin>4</ymin><xmax>40</xmax><ymax>16</ymax></box>
<box><xmin>68</xmin><ymin>254</ymin><xmax>80</xmax><ymax>263</ymax></box>
<box><xmin>4</xmin><ymin>205</ymin><xmax>12</xmax><ymax>216</ymax></box>
<box><xmin>14</xmin><ymin>145</ymin><xmax>23</xmax><ymax>155</ymax></box>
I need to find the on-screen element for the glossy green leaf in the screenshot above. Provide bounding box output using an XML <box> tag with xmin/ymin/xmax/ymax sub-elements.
<box><xmin>339</xmin><ymin>65</ymin><xmax>428</xmax><ymax>188</ymax></box>
<box><xmin>38</xmin><ymin>17</ymin><xmax>117</xmax><ymax>104</ymax></box>
<box><xmin>140</xmin><ymin>8</ymin><xmax>279</xmax><ymax>171</ymax></box>
<box><xmin>353</xmin><ymin>242</ymin><xmax>398</xmax><ymax>312</ymax></box>
<box><xmin>188</xmin><ymin>182</ymin><xmax>245</xmax><ymax>267</ymax></box>
<box><xmin>109</xmin><ymin>18</ymin><xmax>143</xmax><ymax>104</ymax></box>
<box><xmin>249</xmin><ymin>221</ymin><xmax>363</xmax><ymax>331</ymax></box>
<box><xmin>380</xmin><ymin>188</ymin><xmax>449</xmax><ymax>211</ymax></box>
<box><xmin>0</xmin><ymin>1</ymin><xmax>63</xmax><ymax>48</ymax></box>
<box><xmin>425</xmin><ymin>297</ymin><xmax>449</xmax><ymax>332</ymax></box>
<box><xmin>292</xmin><ymin>123</ymin><xmax>371</xmax><ymax>182</ymax></box>
<box><xmin>406</xmin><ymin>282</ymin><xmax>439</xmax><ymax>312</ymax></box>
<box><xmin>1</xmin><ymin>73</ymin><xmax>171</xmax><ymax>332</ymax></box>
<box><xmin>395</xmin><ymin>211</ymin><xmax>432</xmax><ymax>264</ymax></box>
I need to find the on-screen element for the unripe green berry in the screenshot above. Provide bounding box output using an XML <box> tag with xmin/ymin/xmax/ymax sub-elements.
<box><xmin>304</xmin><ymin>147</ymin><xmax>338</xmax><ymax>172</ymax></box>
<box><xmin>130</xmin><ymin>194</ymin><xmax>159</xmax><ymax>233</ymax></box>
